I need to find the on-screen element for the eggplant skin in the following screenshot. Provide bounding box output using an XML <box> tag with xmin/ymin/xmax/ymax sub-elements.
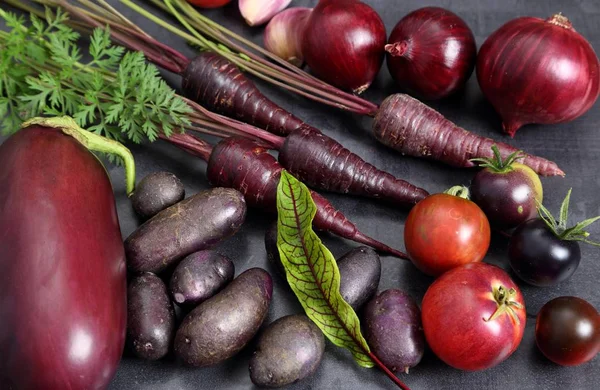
<box><xmin>0</xmin><ymin>127</ymin><xmax>127</xmax><ymax>389</ymax></box>
<box><xmin>174</xmin><ymin>268</ymin><xmax>273</xmax><ymax>367</ymax></box>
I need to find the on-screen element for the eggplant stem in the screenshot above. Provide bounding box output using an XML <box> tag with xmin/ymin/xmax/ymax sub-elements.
<box><xmin>21</xmin><ymin>116</ymin><xmax>136</xmax><ymax>196</ymax></box>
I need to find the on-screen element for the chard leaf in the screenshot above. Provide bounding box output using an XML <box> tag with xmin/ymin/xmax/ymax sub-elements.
<box><xmin>276</xmin><ymin>170</ymin><xmax>374</xmax><ymax>368</ymax></box>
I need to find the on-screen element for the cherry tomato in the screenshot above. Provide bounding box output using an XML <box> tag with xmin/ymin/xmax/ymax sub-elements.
<box><xmin>187</xmin><ymin>0</ymin><xmax>232</xmax><ymax>8</ymax></box>
<box><xmin>422</xmin><ymin>263</ymin><xmax>526</xmax><ymax>371</ymax></box>
<box><xmin>471</xmin><ymin>162</ymin><xmax>543</xmax><ymax>229</ymax></box>
<box><xmin>404</xmin><ymin>192</ymin><xmax>491</xmax><ymax>277</ymax></box>
<box><xmin>536</xmin><ymin>296</ymin><xmax>600</xmax><ymax>366</ymax></box>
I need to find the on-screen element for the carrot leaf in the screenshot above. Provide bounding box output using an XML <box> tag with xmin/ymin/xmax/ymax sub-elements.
<box><xmin>275</xmin><ymin>170</ymin><xmax>374</xmax><ymax>368</ymax></box>
<box><xmin>0</xmin><ymin>8</ymin><xmax>192</xmax><ymax>144</ymax></box>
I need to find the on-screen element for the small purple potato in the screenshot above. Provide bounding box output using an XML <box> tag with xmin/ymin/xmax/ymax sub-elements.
<box><xmin>170</xmin><ymin>250</ymin><xmax>235</xmax><ymax>307</ymax></box>
<box><xmin>127</xmin><ymin>273</ymin><xmax>175</xmax><ymax>360</ymax></box>
<box><xmin>265</xmin><ymin>222</ymin><xmax>285</xmax><ymax>277</ymax></box>
<box><xmin>131</xmin><ymin>172</ymin><xmax>185</xmax><ymax>219</ymax></box>
<box><xmin>338</xmin><ymin>246</ymin><xmax>381</xmax><ymax>311</ymax></box>
<box><xmin>249</xmin><ymin>315</ymin><xmax>324</xmax><ymax>388</ymax></box>
<box><xmin>174</xmin><ymin>268</ymin><xmax>273</xmax><ymax>367</ymax></box>
<box><xmin>125</xmin><ymin>187</ymin><xmax>247</xmax><ymax>274</ymax></box>
<box><xmin>363</xmin><ymin>289</ymin><xmax>424</xmax><ymax>373</ymax></box>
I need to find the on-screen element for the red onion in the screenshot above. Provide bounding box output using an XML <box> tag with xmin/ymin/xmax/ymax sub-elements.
<box><xmin>385</xmin><ymin>7</ymin><xmax>476</xmax><ymax>100</ymax></box>
<box><xmin>302</xmin><ymin>0</ymin><xmax>387</xmax><ymax>94</ymax></box>
<box><xmin>477</xmin><ymin>14</ymin><xmax>600</xmax><ymax>137</ymax></box>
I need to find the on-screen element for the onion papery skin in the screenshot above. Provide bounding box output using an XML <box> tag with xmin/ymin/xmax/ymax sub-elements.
<box><xmin>386</xmin><ymin>7</ymin><xmax>476</xmax><ymax>100</ymax></box>
<box><xmin>477</xmin><ymin>14</ymin><xmax>600</xmax><ymax>137</ymax></box>
<box><xmin>301</xmin><ymin>0</ymin><xmax>387</xmax><ymax>94</ymax></box>
<box><xmin>264</xmin><ymin>7</ymin><xmax>312</xmax><ymax>67</ymax></box>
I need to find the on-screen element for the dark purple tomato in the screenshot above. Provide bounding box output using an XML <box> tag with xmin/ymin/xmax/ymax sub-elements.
<box><xmin>536</xmin><ymin>296</ymin><xmax>599</xmax><ymax>366</ymax></box>
<box><xmin>509</xmin><ymin>219</ymin><xmax>581</xmax><ymax>286</ymax></box>
<box><xmin>471</xmin><ymin>162</ymin><xmax>543</xmax><ymax>229</ymax></box>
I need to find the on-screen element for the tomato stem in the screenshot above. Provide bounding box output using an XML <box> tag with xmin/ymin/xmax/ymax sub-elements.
<box><xmin>444</xmin><ymin>185</ymin><xmax>470</xmax><ymax>199</ymax></box>
<box><xmin>485</xmin><ymin>285</ymin><xmax>523</xmax><ymax>325</ymax></box>
<box><xmin>470</xmin><ymin>145</ymin><xmax>524</xmax><ymax>173</ymax></box>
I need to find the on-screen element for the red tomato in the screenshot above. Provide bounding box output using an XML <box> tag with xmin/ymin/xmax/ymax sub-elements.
<box><xmin>404</xmin><ymin>193</ymin><xmax>491</xmax><ymax>276</ymax></box>
<box><xmin>421</xmin><ymin>263</ymin><xmax>526</xmax><ymax>371</ymax></box>
<box><xmin>187</xmin><ymin>0</ymin><xmax>232</xmax><ymax>8</ymax></box>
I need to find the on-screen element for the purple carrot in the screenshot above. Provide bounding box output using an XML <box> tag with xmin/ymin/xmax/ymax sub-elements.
<box><xmin>373</xmin><ymin>94</ymin><xmax>564</xmax><ymax>177</ymax></box>
<box><xmin>43</xmin><ymin>4</ymin><xmax>428</xmax><ymax>203</ymax></box>
<box><xmin>279</xmin><ymin>125</ymin><xmax>429</xmax><ymax>206</ymax></box>
<box><xmin>165</xmin><ymin>134</ymin><xmax>407</xmax><ymax>259</ymax></box>
<box><xmin>182</xmin><ymin>53</ymin><xmax>306</xmax><ymax>136</ymax></box>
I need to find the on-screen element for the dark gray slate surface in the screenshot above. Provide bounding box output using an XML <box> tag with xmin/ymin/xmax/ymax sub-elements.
<box><xmin>2</xmin><ymin>0</ymin><xmax>599</xmax><ymax>389</ymax></box>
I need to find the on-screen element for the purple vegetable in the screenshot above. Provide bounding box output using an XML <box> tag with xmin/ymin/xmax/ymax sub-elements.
<box><xmin>131</xmin><ymin>171</ymin><xmax>185</xmax><ymax>219</ymax></box>
<box><xmin>206</xmin><ymin>137</ymin><xmax>408</xmax><ymax>258</ymax></box>
<box><xmin>125</xmin><ymin>187</ymin><xmax>247</xmax><ymax>274</ymax></box>
<box><xmin>338</xmin><ymin>246</ymin><xmax>381</xmax><ymax>311</ymax></box>
<box><xmin>249</xmin><ymin>314</ymin><xmax>324</xmax><ymax>387</ymax></box>
<box><xmin>170</xmin><ymin>250</ymin><xmax>235</xmax><ymax>307</ymax></box>
<box><xmin>0</xmin><ymin>125</ymin><xmax>126</xmax><ymax>389</ymax></box>
<box><xmin>373</xmin><ymin>94</ymin><xmax>564</xmax><ymax>177</ymax></box>
<box><xmin>174</xmin><ymin>268</ymin><xmax>273</xmax><ymax>367</ymax></box>
<box><xmin>127</xmin><ymin>273</ymin><xmax>175</xmax><ymax>360</ymax></box>
<box><xmin>279</xmin><ymin>125</ymin><xmax>429</xmax><ymax>206</ymax></box>
<box><xmin>182</xmin><ymin>52</ymin><xmax>305</xmax><ymax>136</ymax></box>
<box><xmin>363</xmin><ymin>289</ymin><xmax>425</xmax><ymax>373</ymax></box>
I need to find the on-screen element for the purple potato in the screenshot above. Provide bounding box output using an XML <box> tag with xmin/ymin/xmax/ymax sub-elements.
<box><xmin>170</xmin><ymin>250</ymin><xmax>235</xmax><ymax>307</ymax></box>
<box><xmin>363</xmin><ymin>289</ymin><xmax>424</xmax><ymax>373</ymax></box>
<box><xmin>131</xmin><ymin>171</ymin><xmax>185</xmax><ymax>219</ymax></box>
<box><xmin>127</xmin><ymin>273</ymin><xmax>175</xmax><ymax>360</ymax></box>
<box><xmin>470</xmin><ymin>162</ymin><xmax>543</xmax><ymax>229</ymax></box>
<box><xmin>265</xmin><ymin>221</ymin><xmax>285</xmax><ymax>277</ymax></box>
<box><xmin>338</xmin><ymin>246</ymin><xmax>381</xmax><ymax>311</ymax></box>
<box><xmin>174</xmin><ymin>268</ymin><xmax>273</xmax><ymax>367</ymax></box>
<box><xmin>249</xmin><ymin>315</ymin><xmax>324</xmax><ymax>388</ymax></box>
<box><xmin>125</xmin><ymin>187</ymin><xmax>247</xmax><ymax>274</ymax></box>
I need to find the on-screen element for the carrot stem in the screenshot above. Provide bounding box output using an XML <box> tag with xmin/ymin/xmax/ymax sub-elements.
<box><xmin>52</xmin><ymin>0</ymin><xmax>189</xmax><ymax>73</ymax></box>
<box><xmin>160</xmin><ymin>133</ymin><xmax>212</xmax><ymax>162</ymax></box>
<box><xmin>181</xmin><ymin>97</ymin><xmax>285</xmax><ymax>149</ymax></box>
